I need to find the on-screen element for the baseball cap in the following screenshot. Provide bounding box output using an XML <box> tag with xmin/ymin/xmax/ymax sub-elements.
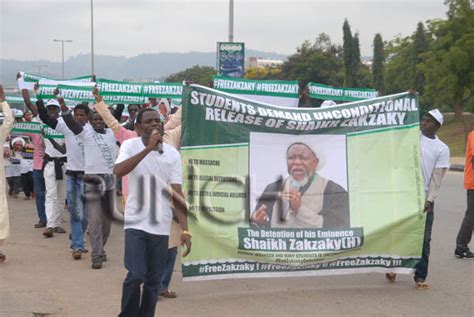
<box><xmin>428</xmin><ymin>109</ymin><xmax>443</xmax><ymax>126</ymax></box>
<box><xmin>46</xmin><ymin>99</ymin><xmax>60</xmax><ymax>108</ymax></box>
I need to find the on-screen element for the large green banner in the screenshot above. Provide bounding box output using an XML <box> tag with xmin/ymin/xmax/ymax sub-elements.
<box><xmin>181</xmin><ymin>85</ymin><xmax>425</xmax><ymax>281</ymax></box>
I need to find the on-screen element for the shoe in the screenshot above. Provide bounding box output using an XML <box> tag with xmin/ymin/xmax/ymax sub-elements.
<box><xmin>415</xmin><ymin>280</ymin><xmax>430</xmax><ymax>290</ymax></box>
<box><xmin>0</xmin><ymin>251</ymin><xmax>6</xmax><ymax>263</ymax></box>
<box><xmin>385</xmin><ymin>273</ymin><xmax>396</xmax><ymax>283</ymax></box>
<box><xmin>91</xmin><ymin>260</ymin><xmax>102</xmax><ymax>269</ymax></box>
<box><xmin>454</xmin><ymin>249</ymin><xmax>474</xmax><ymax>259</ymax></box>
<box><xmin>43</xmin><ymin>227</ymin><xmax>54</xmax><ymax>238</ymax></box>
<box><xmin>159</xmin><ymin>289</ymin><xmax>177</xmax><ymax>298</ymax></box>
<box><xmin>34</xmin><ymin>222</ymin><xmax>46</xmax><ymax>228</ymax></box>
<box><xmin>101</xmin><ymin>254</ymin><xmax>107</xmax><ymax>262</ymax></box>
<box><xmin>54</xmin><ymin>226</ymin><xmax>67</xmax><ymax>234</ymax></box>
<box><xmin>81</xmin><ymin>248</ymin><xmax>89</xmax><ymax>253</ymax></box>
<box><xmin>72</xmin><ymin>250</ymin><xmax>82</xmax><ymax>260</ymax></box>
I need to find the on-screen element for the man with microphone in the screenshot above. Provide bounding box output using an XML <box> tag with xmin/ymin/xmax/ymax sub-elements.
<box><xmin>114</xmin><ymin>108</ymin><xmax>191</xmax><ymax>316</ymax></box>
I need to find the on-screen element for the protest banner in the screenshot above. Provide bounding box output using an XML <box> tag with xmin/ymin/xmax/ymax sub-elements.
<box><xmin>181</xmin><ymin>84</ymin><xmax>424</xmax><ymax>280</ymax></box>
<box><xmin>34</xmin><ymin>78</ymin><xmax>184</xmax><ymax>104</ymax></box>
<box><xmin>11</xmin><ymin>122</ymin><xmax>64</xmax><ymax>139</ymax></box>
<box><xmin>217</xmin><ymin>42</ymin><xmax>245</xmax><ymax>78</ymax></box>
<box><xmin>307</xmin><ymin>82</ymin><xmax>378</xmax><ymax>102</ymax></box>
<box><xmin>17</xmin><ymin>71</ymin><xmax>93</xmax><ymax>90</ymax></box>
<box><xmin>213</xmin><ymin>75</ymin><xmax>300</xmax><ymax>108</ymax></box>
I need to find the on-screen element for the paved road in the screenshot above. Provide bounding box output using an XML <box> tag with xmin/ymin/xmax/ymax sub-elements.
<box><xmin>0</xmin><ymin>171</ymin><xmax>472</xmax><ymax>316</ymax></box>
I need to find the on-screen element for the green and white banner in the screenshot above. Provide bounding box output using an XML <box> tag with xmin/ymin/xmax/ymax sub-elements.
<box><xmin>35</xmin><ymin>78</ymin><xmax>184</xmax><ymax>104</ymax></box>
<box><xmin>307</xmin><ymin>82</ymin><xmax>378</xmax><ymax>102</ymax></box>
<box><xmin>213</xmin><ymin>75</ymin><xmax>300</xmax><ymax>108</ymax></box>
<box><xmin>11</xmin><ymin>122</ymin><xmax>64</xmax><ymax>139</ymax></box>
<box><xmin>17</xmin><ymin>71</ymin><xmax>93</xmax><ymax>91</ymax></box>
<box><xmin>181</xmin><ymin>85</ymin><xmax>424</xmax><ymax>281</ymax></box>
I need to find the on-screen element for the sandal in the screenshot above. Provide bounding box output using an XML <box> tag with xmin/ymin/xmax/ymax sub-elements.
<box><xmin>385</xmin><ymin>273</ymin><xmax>396</xmax><ymax>283</ymax></box>
<box><xmin>415</xmin><ymin>281</ymin><xmax>430</xmax><ymax>290</ymax></box>
<box><xmin>159</xmin><ymin>289</ymin><xmax>177</xmax><ymax>298</ymax></box>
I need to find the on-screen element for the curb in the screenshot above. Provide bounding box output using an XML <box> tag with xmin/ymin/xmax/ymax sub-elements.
<box><xmin>450</xmin><ymin>164</ymin><xmax>464</xmax><ymax>172</ymax></box>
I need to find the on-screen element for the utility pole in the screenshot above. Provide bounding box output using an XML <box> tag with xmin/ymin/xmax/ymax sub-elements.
<box><xmin>53</xmin><ymin>39</ymin><xmax>73</xmax><ymax>79</ymax></box>
<box><xmin>229</xmin><ymin>0</ymin><xmax>234</xmax><ymax>42</ymax></box>
<box><xmin>91</xmin><ymin>0</ymin><xmax>95</xmax><ymax>75</ymax></box>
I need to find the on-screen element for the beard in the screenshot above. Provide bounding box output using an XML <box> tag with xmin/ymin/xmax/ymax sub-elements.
<box><xmin>289</xmin><ymin>168</ymin><xmax>310</xmax><ymax>188</ymax></box>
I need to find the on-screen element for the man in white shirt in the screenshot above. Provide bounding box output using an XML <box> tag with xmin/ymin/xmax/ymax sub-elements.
<box><xmin>114</xmin><ymin>108</ymin><xmax>191</xmax><ymax>316</ymax></box>
<box><xmin>386</xmin><ymin>109</ymin><xmax>450</xmax><ymax>289</ymax></box>
<box><xmin>61</xmin><ymin>94</ymin><xmax>118</xmax><ymax>269</ymax></box>
<box><xmin>38</xmin><ymin>99</ymin><xmax>89</xmax><ymax>259</ymax></box>
<box><xmin>41</xmin><ymin>99</ymin><xmax>68</xmax><ymax>238</ymax></box>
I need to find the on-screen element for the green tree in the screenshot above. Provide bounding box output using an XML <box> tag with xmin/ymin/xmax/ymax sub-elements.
<box><xmin>165</xmin><ymin>65</ymin><xmax>216</xmax><ymax>86</ymax></box>
<box><xmin>343</xmin><ymin>19</ymin><xmax>354</xmax><ymax>87</ymax></box>
<box><xmin>350</xmin><ymin>33</ymin><xmax>363</xmax><ymax>87</ymax></box>
<box><xmin>413</xmin><ymin>22</ymin><xmax>429</xmax><ymax>94</ymax></box>
<box><xmin>372</xmin><ymin>33</ymin><xmax>385</xmax><ymax>93</ymax></box>
<box><xmin>279</xmin><ymin>33</ymin><xmax>344</xmax><ymax>88</ymax></box>
<box><xmin>420</xmin><ymin>0</ymin><xmax>474</xmax><ymax>119</ymax></box>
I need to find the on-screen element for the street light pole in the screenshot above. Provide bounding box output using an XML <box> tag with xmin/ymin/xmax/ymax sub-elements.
<box><xmin>91</xmin><ymin>0</ymin><xmax>95</xmax><ymax>75</ymax></box>
<box><xmin>229</xmin><ymin>0</ymin><xmax>234</xmax><ymax>42</ymax></box>
<box><xmin>53</xmin><ymin>39</ymin><xmax>72</xmax><ymax>79</ymax></box>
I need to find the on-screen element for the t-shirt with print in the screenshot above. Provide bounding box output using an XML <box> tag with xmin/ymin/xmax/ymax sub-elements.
<box><xmin>115</xmin><ymin>138</ymin><xmax>182</xmax><ymax>236</ymax></box>
<box><xmin>38</xmin><ymin>117</ymin><xmax>66</xmax><ymax>158</ymax></box>
<box><xmin>55</xmin><ymin>117</ymin><xmax>86</xmax><ymax>172</ymax></box>
<box><xmin>420</xmin><ymin>134</ymin><xmax>450</xmax><ymax>193</ymax></box>
<box><xmin>78</xmin><ymin>125</ymin><xmax>117</xmax><ymax>174</ymax></box>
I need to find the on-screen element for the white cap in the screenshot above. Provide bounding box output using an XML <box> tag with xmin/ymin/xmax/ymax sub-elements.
<box><xmin>13</xmin><ymin>109</ymin><xmax>24</xmax><ymax>118</ymax></box>
<box><xmin>428</xmin><ymin>109</ymin><xmax>443</xmax><ymax>126</ymax></box>
<box><xmin>320</xmin><ymin>100</ymin><xmax>337</xmax><ymax>108</ymax></box>
<box><xmin>46</xmin><ymin>99</ymin><xmax>60</xmax><ymax>108</ymax></box>
<box><xmin>11</xmin><ymin>137</ymin><xmax>26</xmax><ymax>147</ymax></box>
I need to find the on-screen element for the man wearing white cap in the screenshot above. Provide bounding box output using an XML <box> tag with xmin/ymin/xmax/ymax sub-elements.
<box><xmin>386</xmin><ymin>109</ymin><xmax>450</xmax><ymax>289</ymax></box>
<box><xmin>41</xmin><ymin>99</ymin><xmax>68</xmax><ymax>237</ymax></box>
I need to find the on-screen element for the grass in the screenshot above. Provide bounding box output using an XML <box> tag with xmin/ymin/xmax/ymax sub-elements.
<box><xmin>437</xmin><ymin>113</ymin><xmax>473</xmax><ymax>157</ymax></box>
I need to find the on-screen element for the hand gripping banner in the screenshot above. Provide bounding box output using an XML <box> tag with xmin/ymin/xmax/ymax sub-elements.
<box><xmin>181</xmin><ymin>84</ymin><xmax>425</xmax><ymax>281</ymax></box>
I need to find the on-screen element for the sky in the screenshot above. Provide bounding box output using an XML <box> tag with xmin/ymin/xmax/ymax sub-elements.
<box><xmin>0</xmin><ymin>0</ymin><xmax>448</xmax><ymax>62</ymax></box>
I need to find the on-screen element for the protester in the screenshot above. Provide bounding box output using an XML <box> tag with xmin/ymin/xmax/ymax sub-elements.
<box><xmin>21</xmin><ymin>87</ymin><xmax>47</xmax><ymax>228</ymax></box>
<box><xmin>38</xmin><ymin>96</ymin><xmax>90</xmax><ymax>260</ymax></box>
<box><xmin>115</xmin><ymin>108</ymin><xmax>191</xmax><ymax>316</ymax></box>
<box><xmin>23</xmin><ymin>110</ymin><xmax>33</xmax><ymax>122</ymax></box>
<box><xmin>60</xmin><ymin>94</ymin><xmax>117</xmax><ymax>269</ymax></box>
<box><xmin>93</xmin><ymin>88</ymin><xmax>183</xmax><ymax>296</ymax></box>
<box><xmin>454</xmin><ymin>130</ymin><xmax>474</xmax><ymax>259</ymax></box>
<box><xmin>39</xmin><ymin>98</ymin><xmax>68</xmax><ymax>238</ymax></box>
<box><xmin>0</xmin><ymin>84</ymin><xmax>15</xmax><ymax>263</ymax></box>
<box><xmin>19</xmin><ymin>138</ymin><xmax>34</xmax><ymax>200</ymax></box>
<box><xmin>122</xmin><ymin>104</ymin><xmax>140</xmax><ymax>131</ymax></box>
<box><xmin>6</xmin><ymin>138</ymin><xmax>23</xmax><ymax>199</ymax></box>
<box><xmin>386</xmin><ymin>109</ymin><xmax>450</xmax><ymax>289</ymax></box>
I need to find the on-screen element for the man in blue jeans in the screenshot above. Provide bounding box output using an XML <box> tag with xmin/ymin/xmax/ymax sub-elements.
<box><xmin>386</xmin><ymin>109</ymin><xmax>450</xmax><ymax>289</ymax></box>
<box><xmin>115</xmin><ymin>108</ymin><xmax>191</xmax><ymax>316</ymax></box>
<box><xmin>38</xmin><ymin>96</ymin><xmax>90</xmax><ymax>259</ymax></box>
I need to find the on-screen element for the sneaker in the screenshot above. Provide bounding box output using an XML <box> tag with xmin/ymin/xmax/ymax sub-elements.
<box><xmin>101</xmin><ymin>254</ymin><xmax>107</xmax><ymax>262</ymax></box>
<box><xmin>72</xmin><ymin>250</ymin><xmax>82</xmax><ymax>260</ymax></box>
<box><xmin>415</xmin><ymin>279</ymin><xmax>430</xmax><ymax>290</ymax></box>
<box><xmin>34</xmin><ymin>222</ymin><xmax>46</xmax><ymax>229</ymax></box>
<box><xmin>54</xmin><ymin>226</ymin><xmax>67</xmax><ymax>234</ymax></box>
<box><xmin>43</xmin><ymin>227</ymin><xmax>54</xmax><ymax>238</ymax></box>
<box><xmin>91</xmin><ymin>260</ymin><xmax>102</xmax><ymax>269</ymax></box>
<box><xmin>454</xmin><ymin>249</ymin><xmax>474</xmax><ymax>259</ymax></box>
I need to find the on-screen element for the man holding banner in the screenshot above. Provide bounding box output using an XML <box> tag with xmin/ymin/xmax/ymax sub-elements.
<box><xmin>386</xmin><ymin>109</ymin><xmax>450</xmax><ymax>289</ymax></box>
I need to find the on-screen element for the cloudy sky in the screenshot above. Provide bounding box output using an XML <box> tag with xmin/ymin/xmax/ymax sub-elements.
<box><xmin>1</xmin><ymin>0</ymin><xmax>447</xmax><ymax>61</ymax></box>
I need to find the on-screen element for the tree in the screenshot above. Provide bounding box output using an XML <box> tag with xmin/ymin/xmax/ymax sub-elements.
<box><xmin>420</xmin><ymin>0</ymin><xmax>474</xmax><ymax>119</ymax></box>
<box><xmin>342</xmin><ymin>19</ymin><xmax>353</xmax><ymax>87</ymax></box>
<box><xmin>372</xmin><ymin>33</ymin><xmax>385</xmax><ymax>94</ymax></box>
<box><xmin>278</xmin><ymin>33</ymin><xmax>344</xmax><ymax>88</ymax></box>
<box><xmin>413</xmin><ymin>22</ymin><xmax>429</xmax><ymax>94</ymax></box>
<box><xmin>165</xmin><ymin>65</ymin><xmax>216</xmax><ymax>86</ymax></box>
<box><xmin>350</xmin><ymin>33</ymin><xmax>363</xmax><ymax>87</ymax></box>
<box><xmin>245</xmin><ymin>66</ymin><xmax>282</xmax><ymax>80</ymax></box>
